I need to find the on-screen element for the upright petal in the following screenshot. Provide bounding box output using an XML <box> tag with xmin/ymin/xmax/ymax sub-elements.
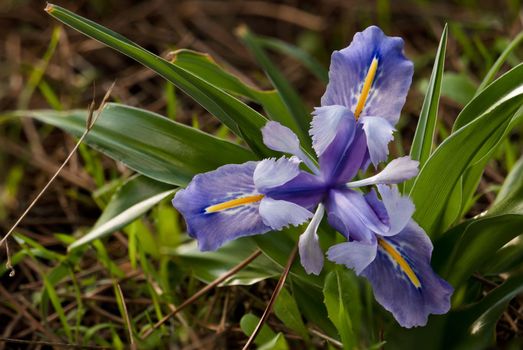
<box><xmin>326</xmin><ymin>189</ymin><xmax>389</xmax><ymax>242</ymax></box>
<box><xmin>253</xmin><ymin>156</ymin><xmax>301</xmax><ymax>193</ymax></box>
<box><xmin>327</xmin><ymin>239</ymin><xmax>377</xmax><ymax>275</ymax></box>
<box><xmin>361</xmin><ymin>221</ymin><xmax>453</xmax><ymax>328</ymax></box>
<box><xmin>299</xmin><ymin>204</ymin><xmax>325</xmax><ymax>275</ymax></box>
<box><xmin>322</xmin><ymin>26</ymin><xmax>413</xmax><ymax>125</ymax></box>
<box><xmin>360</xmin><ymin>116</ymin><xmax>395</xmax><ymax>167</ymax></box>
<box><xmin>172</xmin><ymin>162</ymin><xmax>270</xmax><ymax>251</ymax></box>
<box><xmin>259</xmin><ymin>197</ymin><xmax>313</xmax><ymax>230</ymax></box>
<box><xmin>311</xmin><ymin>106</ymin><xmax>367</xmax><ymax>184</ymax></box>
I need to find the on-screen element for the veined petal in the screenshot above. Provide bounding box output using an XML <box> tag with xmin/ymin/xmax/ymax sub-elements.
<box><xmin>327</xmin><ymin>239</ymin><xmax>377</xmax><ymax>275</ymax></box>
<box><xmin>326</xmin><ymin>189</ymin><xmax>389</xmax><ymax>242</ymax></box>
<box><xmin>172</xmin><ymin>162</ymin><xmax>269</xmax><ymax>251</ymax></box>
<box><xmin>377</xmin><ymin>184</ymin><xmax>414</xmax><ymax>236</ymax></box>
<box><xmin>298</xmin><ymin>204</ymin><xmax>325</xmax><ymax>275</ymax></box>
<box><xmin>346</xmin><ymin>156</ymin><xmax>419</xmax><ymax>188</ymax></box>
<box><xmin>262</xmin><ymin>121</ymin><xmax>319</xmax><ymax>174</ymax></box>
<box><xmin>361</xmin><ymin>221</ymin><xmax>453</xmax><ymax>328</ymax></box>
<box><xmin>360</xmin><ymin>116</ymin><xmax>395</xmax><ymax>167</ymax></box>
<box><xmin>321</xmin><ymin>26</ymin><xmax>413</xmax><ymax>125</ymax></box>
<box><xmin>259</xmin><ymin>197</ymin><xmax>313</xmax><ymax>230</ymax></box>
<box><xmin>312</xmin><ymin>106</ymin><xmax>367</xmax><ymax>184</ymax></box>
<box><xmin>254</xmin><ymin>156</ymin><xmax>300</xmax><ymax>193</ymax></box>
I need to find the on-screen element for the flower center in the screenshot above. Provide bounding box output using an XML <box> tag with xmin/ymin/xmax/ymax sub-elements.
<box><xmin>378</xmin><ymin>238</ymin><xmax>421</xmax><ymax>288</ymax></box>
<box><xmin>354</xmin><ymin>57</ymin><xmax>378</xmax><ymax>119</ymax></box>
<box><xmin>205</xmin><ymin>194</ymin><xmax>264</xmax><ymax>213</ymax></box>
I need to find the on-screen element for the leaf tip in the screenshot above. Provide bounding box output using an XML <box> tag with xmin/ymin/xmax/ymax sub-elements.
<box><xmin>44</xmin><ymin>3</ymin><xmax>55</xmax><ymax>13</ymax></box>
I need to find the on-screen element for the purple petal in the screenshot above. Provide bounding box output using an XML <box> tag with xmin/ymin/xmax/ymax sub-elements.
<box><xmin>298</xmin><ymin>204</ymin><xmax>325</xmax><ymax>275</ymax></box>
<box><xmin>361</xmin><ymin>221</ymin><xmax>453</xmax><ymax>328</ymax></box>
<box><xmin>327</xmin><ymin>239</ymin><xmax>377</xmax><ymax>275</ymax></box>
<box><xmin>326</xmin><ymin>189</ymin><xmax>389</xmax><ymax>242</ymax></box>
<box><xmin>321</xmin><ymin>26</ymin><xmax>413</xmax><ymax>125</ymax></box>
<box><xmin>172</xmin><ymin>162</ymin><xmax>270</xmax><ymax>251</ymax></box>
<box><xmin>360</xmin><ymin>116</ymin><xmax>395</xmax><ymax>167</ymax></box>
<box><xmin>254</xmin><ymin>156</ymin><xmax>301</xmax><ymax>193</ymax></box>
<box><xmin>377</xmin><ymin>184</ymin><xmax>414</xmax><ymax>236</ymax></box>
<box><xmin>259</xmin><ymin>197</ymin><xmax>313</xmax><ymax>230</ymax></box>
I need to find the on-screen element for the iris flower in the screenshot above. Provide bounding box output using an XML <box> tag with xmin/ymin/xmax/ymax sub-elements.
<box><xmin>173</xmin><ymin>26</ymin><xmax>452</xmax><ymax>328</ymax></box>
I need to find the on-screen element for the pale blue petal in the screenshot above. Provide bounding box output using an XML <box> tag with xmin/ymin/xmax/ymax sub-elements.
<box><xmin>259</xmin><ymin>197</ymin><xmax>313</xmax><ymax>230</ymax></box>
<box><xmin>346</xmin><ymin>156</ymin><xmax>419</xmax><ymax>188</ymax></box>
<box><xmin>262</xmin><ymin>121</ymin><xmax>301</xmax><ymax>154</ymax></box>
<box><xmin>172</xmin><ymin>162</ymin><xmax>270</xmax><ymax>251</ymax></box>
<box><xmin>327</xmin><ymin>239</ymin><xmax>377</xmax><ymax>275</ymax></box>
<box><xmin>360</xmin><ymin>116</ymin><xmax>395</xmax><ymax>167</ymax></box>
<box><xmin>298</xmin><ymin>204</ymin><xmax>325</xmax><ymax>275</ymax></box>
<box><xmin>377</xmin><ymin>184</ymin><xmax>414</xmax><ymax>236</ymax></box>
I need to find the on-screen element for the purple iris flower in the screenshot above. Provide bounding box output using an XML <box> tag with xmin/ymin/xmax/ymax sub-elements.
<box><xmin>172</xmin><ymin>26</ymin><xmax>452</xmax><ymax>328</ymax></box>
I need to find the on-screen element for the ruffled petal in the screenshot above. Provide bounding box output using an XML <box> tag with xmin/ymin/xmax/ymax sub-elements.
<box><xmin>377</xmin><ymin>184</ymin><xmax>414</xmax><ymax>236</ymax></box>
<box><xmin>326</xmin><ymin>189</ymin><xmax>389</xmax><ymax>242</ymax></box>
<box><xmin>311</xmin><ymin>106</ymin><xmax>367</xmax><ymax>184</ymax></box>
<box><xmin>346</xmin><ymin>156</ymin><xmax>419</xmax><ymax>188</ymax></box>
<box><xmin>259</xmin><ymin>197</ymin><xmax>313</xmax><ymax>230</ymax></box>
<box><xmin>360</xmin><ymin>116</ymin><xmax>395</xmax><ymax>167</ymax></box>
<box><xmin>298</xmin><ymin>204</ymin><xmax>325</xmax><ymax>275</ymax></box>
<box><xmin>361</xmin><ymin>221</ymin><xmax>453</xmax><ymax>328</ymax></box>
<box><xmin>321</xmin><ymin>26</ymin><xmax>413</xmax><ymax>125</ymax></box>
<box><xmin>327</xmin><ymin>239</ymin><xmax>377</xmax><ymax>275</ymax></box>
<box><xmin>172</xmin><ymin>162</ymin><xmax>270</xmax><ymax>251</ymax></box>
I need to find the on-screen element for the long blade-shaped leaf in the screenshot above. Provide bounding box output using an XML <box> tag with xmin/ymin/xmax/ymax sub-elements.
<box><xmin>23</xmin><ymin>103</ymin><xmax>255</xmax><ymax>186</ymax></box>
<box><xmin>408</xmin><ymin>25</ymin><xmax>448</xmax><ymax>170</ymax></box>
<box><xmin>410</xmin><ymin>94</ymin><xmax>523</xmax><ymax>236</ymax></box>
<box><xmin>238</xmin><ymin>26</ymin><xmax>311</xmax><ymax>145</ymax></box>
<box><xmin>45</xmin><ymin>4</ymin><xmax>272</xmax><ymax>155</ymax></box>
<box><xmin>70</xmin><ymin>175</ymin><xmax>175</xmax><ymax>250</ymax></box>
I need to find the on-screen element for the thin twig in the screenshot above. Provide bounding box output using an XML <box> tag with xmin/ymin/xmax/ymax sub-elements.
<box><xmin>0</xmin><ymin>82</ymin><xmax>115</xmax><ymax>249</ymax></box>
<box><xmin>115</xmin><ymin>283</ymin><xmax>136</xmax><ymax>350</ymax></box>
<box><xmin>141</xmin><ymin>249</ymin><xmax>262</xmax><ymax>339</ymax></box>
<box><xmin>0</xmin><ymin>337</ymin><xmax>110</xmax><ymax>349</ymax></box>
<box><xmin>242</xmin><ymin>244</ymin><xmax>298</xmax><ymax>350</ymax></box>
<box><xmin>5</xmin><ymin>241</ymin><xmax>14</xmax><ymax>277</ymax></box>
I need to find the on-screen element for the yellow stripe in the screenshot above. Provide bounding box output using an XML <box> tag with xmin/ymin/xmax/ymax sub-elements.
<box><xmin>378</xmin><ymin>238</ymin><xmax>421</xmax><ymax>288</ymax></box>
<box><xmin>354</xmin><ymin>58</ymin><xmax>379</xmax><ymax>120</ymax></box>
<box><xmin>205</xmin><ymin>194</ymin><xmax>264</xmax><ymax>213</ymax></box>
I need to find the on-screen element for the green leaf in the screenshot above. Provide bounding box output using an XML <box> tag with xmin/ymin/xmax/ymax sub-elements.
<box><xmin>255</xmin><ymin>35</ymin><xmax>328</xmax><ymax>83</ymax></box>
<box><xmin>477</xmin><ymin>31</ymin><xmax>523</xmax><ymax>93</ymax></box>
<box><xmin>443</xmin><ymin>214</ymin><xmax>523</xmax><ymax>287</ymax></box>
<box><xmin>408</xmin><ymin>24</ymin><xmax>448</xmax><ymax>177</ymax></box>
<box><xmin>240</xmin><ymin>313</ymin><xmax>278</xmax><ymax>346</ymax></box>
<box><xmin>69</xmin><ymin>175</ymin><xmax>175</xmax><ymax>250</ymax></box>
<box><xmin>24</xmin><ymin>103</ymin><xmax>255</xmax><ymax>186</ymax></box>
<box><xmin>237</xmin><ymin>26</ymin><xmax>311</xmax><ymax>144</ymax></box>
<box><xmin>489</xmin><ymin>155</ymin><xmax>523</xmax><ymax>215</ymax></box>
<box><xmin>323</xmin><ymin>269</ymin><xmax>361</xmax><ymax>349</ymax></box>
<box><xmin>173</xmin><ymin>239</ymin><xmax>280</xmax><ymax>286</ymax></box>
<box><xmin>170</xmin><ymin>49</ymin><xmax>294</xmax><ymax>129</ymax></box>
<box><xmin>440</xmin><ymin>73</ymin><xmax>477</xmax><ymax>106</ymax></box>
<box><xmin>274</xmin><ymin>287</ymin><xmax>310</xmax><ymax>342</ymax></box>
<box><xmin>45</xmin><ymin>4</ymin><xmax>272</xmax><ymax>155</ymax></box>
<box><xmin>410</xmin><ymin>94</ymin><xmax>523</xmax><ymax>236</ymax></box>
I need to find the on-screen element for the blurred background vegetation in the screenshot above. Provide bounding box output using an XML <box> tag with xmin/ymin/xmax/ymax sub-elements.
<box><xmin>0</xmin><ymin>0</ymin><xmax>522</xmax><ymax>348</ymax></box>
